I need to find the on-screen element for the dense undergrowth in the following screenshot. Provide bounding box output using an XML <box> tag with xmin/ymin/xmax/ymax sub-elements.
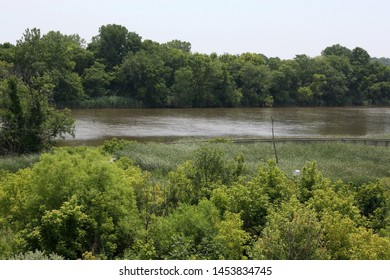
<box><xmin>0</xmin><ymin>139</ymin><xmax>389</xmax><ymax>260</ymax></box>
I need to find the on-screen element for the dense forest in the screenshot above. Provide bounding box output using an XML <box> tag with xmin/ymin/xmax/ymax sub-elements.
<box><xmin>1</xmin><ymin>24</ymin><xmax>390</xmax><ymax>108</ymax></box>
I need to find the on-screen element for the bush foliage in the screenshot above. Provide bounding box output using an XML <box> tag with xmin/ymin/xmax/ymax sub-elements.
<box><xmin>1</xmin><ymin>143</ymin><xmax>389</xmax><ymax>260</ymax></box>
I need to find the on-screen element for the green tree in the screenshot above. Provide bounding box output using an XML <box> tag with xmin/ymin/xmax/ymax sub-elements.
<box><xmin>166</xmin><ymin>160</ymin><xmax>197</xmax><ymax>206</ymax></box>
<box><xmin>13</xmin><ymin>28</ymin><xmax>45</xmax><ymax>81</ymax></box>
<box><xmin>166</xmin><ymin>144</ymin><xmax>244</xmax><ymax>206</ymax></box>
<box><xmin>296</xmin><ymin>162</ymin><xmax>324</xmax><ymax>202</ymax></box>
<box><xmin>269</xmin><ymin>60</ymin><xmax>299</xmax><ymax>105</ymax></box>
<box><xmin>0</xmin><ymin>168</ymin><xmax>32</xmax><ymax>259</ymax></box>
<box><xmin>322</xmin><ymin>44</ymin><xmax>352</xmax><ymax>58</ymax></box>
<box><xmin>361</xmin><ymin>63</ymin><xmax>390</xmax><ymax>104</ymax></box>
<box><xmin>208</xmin><ymin>59</ymin><xmax>239</xmax><ymax>107</ymax></box>
<box><xmin>8</xmin><ymin>250</ymin><xmax>64</xmax><ymax>260</ymax></box>
<box><xmin>349</xmin><ymin>47</ymin><xmax>371</xmax><ymax>104</ymax></box>
<box><xmin>211</xmin><ymin>160</ymin><xmax>293</xmax><ymax>235</ymax></box>
<box><xmin>252</xmin><ymin>160</ymin><xmax>296</xmax><ymax>205</ymax></box>
<box><xmin>294</xmin><ymin>54</ymin><xmax>317</xmax><ymax>86</ymax></box>
<box><xmin>0</xmin><ymin>60</ymin><xmax>14</xmax><ymax>78</ymax></box>
<box><xmin>171</xmin><ymin>67</ymin><xmax>194</xmax><ymax>107</ymax></box>
<box><xmin>239</xmin><ymin>62</ymin><xmax>272</xmax><ymax>106</ymax></box>
<box><xmin>309</xmin><ymin>73</ymin><xmax>327</xmax><ymax>101</ymax></box>
<box><xmin>187</xmin><ymin>53</ymin><xmax>239</xmax><ymax>107</ymax></box>
<box><xmin>37</xmin><ymin>196</ymin><xmax>95</xmax><ymax>259</ymax></box>
<box><xmin>252</xmin><ymin>197</ymin><xmax>327</xmax><ymax>260</ymax></box>
<box><xmin>211</xmin><ymin>182</ymin><xmax>269</xmax><ymax>235</ymax></box>
<box><xmin>82</xmin><ymin>62</ymin><xmax>111</xmax><ymax>98</ymax></box>
<box><xmin>189</xmin><ymin>53</ymin><xmax>214</xmax><ymax>107</ymax></box>
<box><xmin>348</xmin><ymin>227</ymin><xmax>390</xmax><ymax>259</ymax></box>
<box><xmin>321</xmin><ymin>212</ymin><xmax>357</xmax><ymax>259</ymax></box>
<box><xmin>113</xmin><ymin>50</ymin><xmax>170</xmax><ymax>107</ymax></box>
<box><xmin>151</xmin><ymin>200</ymin><xmax>220</xmax><ymax>259</ymax></box>
<box><xmin>50</xmin><ymin>70</ymin><xmax>84</xmax><ymax>104</ymax></box>
<box><xmin>88</xmin><ymin>24</ymin><xmax>142</xmax><ymax>70</ymax></box>
<box><xmin>0</xmin><ymin>42</ymin><xmax>15</xmax><ymax>63</ymax></box>
<box><xmin>0</xmin><ymin>147</ymin><xmax>143</xmax><ymax>259</ymax></box>
<box><xmin>165</xmin><ymin>40</ymin><xmax>191</xmax><ymax>53</ymax></box>
<box><xmin>297</xmin><ymin>86</ymin><xmax>313</xmax><ymax>104</ymax></box>
<box><xmin>0</xmin><ymin>76</ymin><xmax>74</xmax><ymax>155</ymax></box>
<box><xmin>356</xmin><ymin>181</ymin><xmax>389</xmax><ymax>231</ymax></box>
<box><xmin>213</xmin><ymin>211</ymin><xmax>250</xmax><ymax>259</ymax></box>
<box><xmin>67</xmin><ymin>35</ymin><xmax>94</xmax><ymax>76</ymax></box>
<box><xmin>238</xmin><ymin>52</ymin><xmax>267</xmax><ymax>66</ymax></box>
<box><xmin>317</xmin><ymin>56</ymin><xmax>351</xmax><ymax>105</ymax></box>
<box><xmin>13</xmin><ymin>29</ymin><xmax>86</xmax><ymax>104</ymax></box>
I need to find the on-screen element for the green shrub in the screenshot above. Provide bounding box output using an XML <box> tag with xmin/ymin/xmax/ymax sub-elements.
<box><xmin>0</xmin><ymin>147</ymin><xmax>144</xmax><ymax>259</ymax></box>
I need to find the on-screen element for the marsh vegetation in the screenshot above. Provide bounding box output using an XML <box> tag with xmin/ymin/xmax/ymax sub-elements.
<box><xmin>1</xmin><ymin>139</ymin><xmax>389</xmax><ymax>260</ymax></box>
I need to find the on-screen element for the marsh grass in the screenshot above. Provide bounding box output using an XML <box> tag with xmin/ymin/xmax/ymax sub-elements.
<box><xmin>2</xmin><ymin>140</ymin><xmax>389</xmax><ymax>184</ymax></box>
<box><xmin>0</xmin><ymin>154</ymin><xmax>39</xmax><ymax>173</ymax></box>
<box><xmin>115</xmin><ymin>141</ymin><xmax>199</xmax><ymax>176</ymax></box>
<box><xmin>60</xmin><ymin>96</ymin><xmax>142</xmax><ymax>109</ymax></box>
<box><xmin>116</xmin><ymin>140</ymin><xmax>390</xmax><ymax>184</ymax></box>
<box><xmin>274</xmin><ymin>143</ymin><xmax>390</xmax><ymax>184</ymax></box>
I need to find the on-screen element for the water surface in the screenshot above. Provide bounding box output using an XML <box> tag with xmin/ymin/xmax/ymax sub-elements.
<box><xmin>63</xmin><ymin>107</ymin><xmax>390</xmax><ymax>145</ymax></box>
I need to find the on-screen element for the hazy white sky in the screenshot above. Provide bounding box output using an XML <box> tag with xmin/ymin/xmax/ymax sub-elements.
<box><xmin>1</xmin><ymin>0</ymin><xmax>389</xmax><ymax>58</ymax></box>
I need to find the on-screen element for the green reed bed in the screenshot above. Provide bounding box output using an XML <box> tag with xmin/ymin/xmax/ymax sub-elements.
<box><xmin>59</xmin><ymin>96</ymin><xmax>142</xmax><ymax>109</ymax></box>
<box><xmin>274</xmin><ymin>142</ymin><xmax>390</xmax><ymax>184</ymax></box>
<box><xmin>115</xmin><ymin>140</ymin><xmax>390</xmax><ymax>184</ymax></box>
<box><xmin>2</xmin><ymin>139</ymin><xmax>389</xmax><ymax>185</ymax></box>
<box><xmin>0</xmin><ymin>154</ymin><xmax>40</xmax><ymax>173</ymax></box>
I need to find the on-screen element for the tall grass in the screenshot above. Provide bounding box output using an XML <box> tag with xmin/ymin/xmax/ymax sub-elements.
<box><xmin>0</xmin><ymin>154</ymin><xmax>39</xmax><ymax>173</ymax></box>
<box><xmin>59</xmin><ymin>96</ymin><xmax>142</xmax><ymax>109</ymax></box>
<box><xmin>115</xmin><ymin>141</ymin><xmax>200</xmax><ymax>175</ymax></box>
<box><xmin>2</xmin><ymin>140</ymin><xmax>390</xmax><ymax>184</ymax></box>
<box><xmin>271</xmin><ymin>142</ymin><xmax>390</xmax><ymax>184</ymax></box>
<box><xmin>116</xmin><ymin>140</ymin><xmax>390</xmax><ymax>184</ymax></box>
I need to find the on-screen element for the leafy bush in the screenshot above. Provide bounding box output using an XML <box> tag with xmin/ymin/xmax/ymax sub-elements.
<box><xmin>0</xmin><ymin>147</ymin><xmax>144</xmax><ymax>259</ymax></box>
<box><xmin>101</xmin><ymin>138</ymin><xmax>133</xmax><ymax>154</ymax></box>
<box><xmin>251</xmin><ymin>197</ymin><xmax>327</xmax><ymax>260</ymax></box>
<box><xmin>150</xmin><ymin>199</ymin><xmax>249</xmax><ymax>260</ymax></box>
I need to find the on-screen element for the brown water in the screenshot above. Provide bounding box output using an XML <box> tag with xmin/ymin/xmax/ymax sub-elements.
<box><xmin>62</xmin><ymin>107</ymin><xmax>390</xmax><ymax>145</ymax></box>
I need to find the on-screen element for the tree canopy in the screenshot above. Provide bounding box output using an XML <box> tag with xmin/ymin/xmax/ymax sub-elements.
<box><xmin>1</xmin><ymin>25</ymin><xmax>390</xmax><ymax>108</ymax></box>
<box><xmin>0</xmin><ymin>75</ymin><xmax>74</xmax><ymax>155</ymax></box>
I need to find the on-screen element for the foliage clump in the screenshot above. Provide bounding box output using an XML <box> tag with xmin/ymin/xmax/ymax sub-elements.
<box><xmin>0</xmin><ymin>147</ymin><xmax>144</xmax><ymax>259</ymax></box>
<box><xmin>0</xmin><ymin>76</ymin><xmax>74</xmax><ymax>155</ymax></box>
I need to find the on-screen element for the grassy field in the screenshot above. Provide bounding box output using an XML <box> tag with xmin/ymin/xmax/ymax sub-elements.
<box><xmin>1</xmin><ymin>139</ymin><xmax>390</xmax><ymax>185</ymax></box>
<box><xmin>114</xmin><ymin>140</ymin><xmax>390</xmax><ymax>184</ymax></box>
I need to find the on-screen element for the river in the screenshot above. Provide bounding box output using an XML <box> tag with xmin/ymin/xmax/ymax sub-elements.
<box><xmin>62</xmin><ymin>107</ymin><xmax>390</xmax><ymax>145</ymax></box>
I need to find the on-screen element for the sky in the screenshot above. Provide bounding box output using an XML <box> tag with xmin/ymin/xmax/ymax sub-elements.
<box><xmin>1</xmin><ymin>0</ymin><xmax>389</xmax><ymax>59</ymax></box>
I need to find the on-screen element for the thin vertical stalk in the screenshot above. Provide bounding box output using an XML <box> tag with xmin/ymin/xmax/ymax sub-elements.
<box><xmin>271</xmin><ymin>117</ymin><xmax>279</xmax><ymax>164</ymax></box>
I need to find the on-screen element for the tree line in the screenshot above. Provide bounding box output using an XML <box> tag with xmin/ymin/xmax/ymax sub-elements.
<box><xmin>1</xmin><ymin>24</ymin><xmax>390</xmax><ymax>108</ymax></box>
<box><xmin>1</xmin><ymin>142</ymin><xmax>389</xmax><ymax>260</ymax></box>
